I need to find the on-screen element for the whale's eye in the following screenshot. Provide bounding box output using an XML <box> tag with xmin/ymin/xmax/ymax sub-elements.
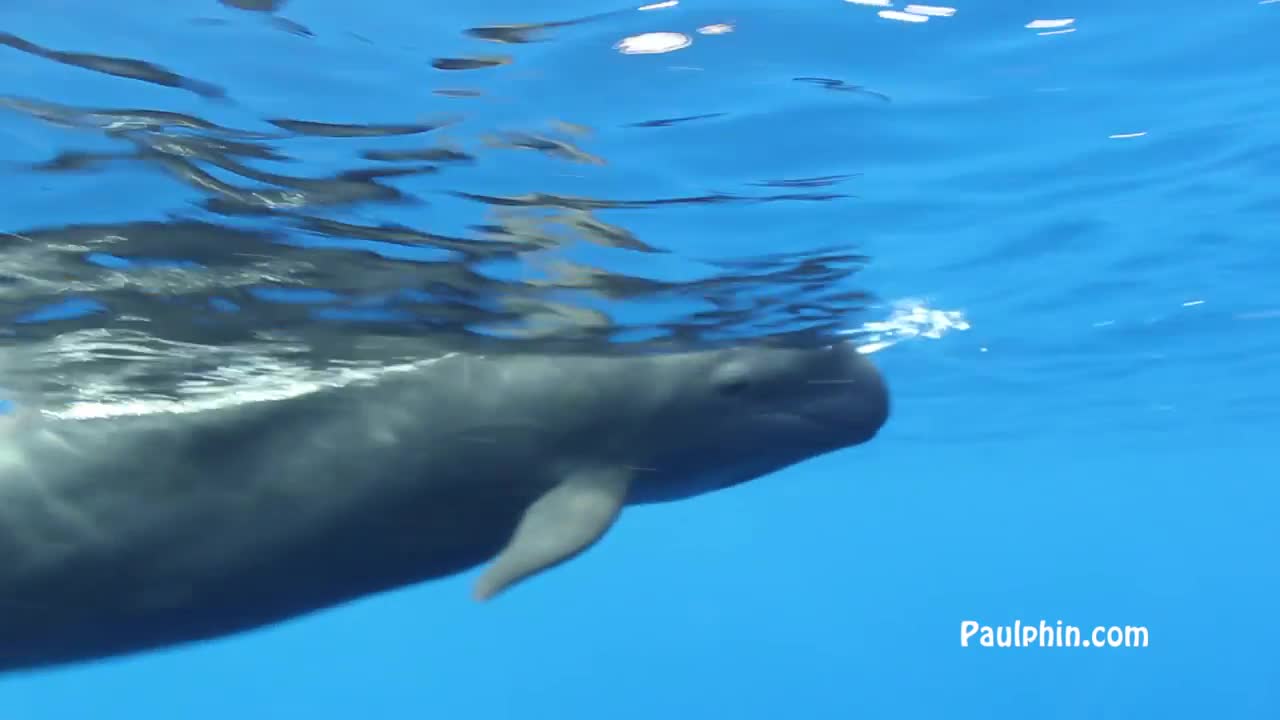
<box><xmin>719</xmin><ymin>379</ymin><xmax>751</xmax><ymax>396</ymax></box>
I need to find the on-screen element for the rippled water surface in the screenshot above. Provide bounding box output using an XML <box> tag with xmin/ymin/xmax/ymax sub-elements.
<box><xmin>1</xmin><ymin>0</ymin><xmax>1278</xmax><ymax>717</ymax></box>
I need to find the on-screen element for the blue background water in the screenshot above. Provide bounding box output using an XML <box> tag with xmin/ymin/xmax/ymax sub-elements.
<box><xmin>2</xmin><ymin>0</ymin><xmax>1278</xmax><ymax>716</ymax></box>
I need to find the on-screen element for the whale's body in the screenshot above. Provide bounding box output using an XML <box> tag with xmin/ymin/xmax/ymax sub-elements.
<box><xmin>0</xmin><ymin>341</ymin><xmax>888</xmax><ymax>674</ymax></box>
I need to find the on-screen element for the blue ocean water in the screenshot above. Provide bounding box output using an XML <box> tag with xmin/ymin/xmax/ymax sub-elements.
<box><xmin>1</xmin><ymin>0</ymin><xmax>1277</xmax><ymax>716</ymax></box>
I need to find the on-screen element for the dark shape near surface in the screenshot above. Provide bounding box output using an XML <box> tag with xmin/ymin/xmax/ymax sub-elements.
<box><xmin>626</xmin><ymin>112</ymin><xmax>727</xmax><ymax>128</ymax></box>
<box><xmin>431</xmin><ymin>56</ymin><xmax>512</xmax><ymax>71</ymax></box>
<box><xmin>793</xmin><ymin>77</ymin><xmax>891</xmax><ymax>102</ymax></box>
<box><xmin>750</xmin><ymin>173</ymin><xmax>862</xmax><ymax>188</ymax></box>
<box><xmin>0</xmin><ymin>32</ymin><xmax>227</xmax><ymax>100</ymax></box>
<box><xmin>219</xmin><ymin>0</ymin><xmax>288</xmax><ymax>10</ymax></box>
<box><xmin>361</xmin><ymin>147</ymin><xmax>475</xmax><ymax>163</ymax></box>
<box><xmin>464</xmin><ymin>8</ymin><xmax>627</xmax><ymax>44</ymax></box>
<box><xmin>266</xmin><ymin>118</ymin><xmax>453</xmax><ymax>138</ymax></box>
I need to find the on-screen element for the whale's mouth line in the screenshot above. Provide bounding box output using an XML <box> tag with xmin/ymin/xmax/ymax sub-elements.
<box><xmin>752</xmin><ymin>410</ymin><xmax>822</xmax><ymax>431</ymax></box>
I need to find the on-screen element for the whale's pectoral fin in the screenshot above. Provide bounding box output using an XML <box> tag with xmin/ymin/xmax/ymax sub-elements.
<box><xmin>473</xmin><ymin>466</ymin><xmax>631</xmax><ymax>601</ymax></box>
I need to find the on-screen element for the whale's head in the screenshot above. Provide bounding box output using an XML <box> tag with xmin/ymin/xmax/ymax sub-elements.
<box><xmin>616</xmin><ymin>340</ymin><xmax>889</xmax><ymax>504</ymax></box>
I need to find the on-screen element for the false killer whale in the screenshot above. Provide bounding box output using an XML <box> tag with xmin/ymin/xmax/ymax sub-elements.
<box><xmin>0</xmin><ymin>340</ymin><xmax>888</xmax><ymax>673</ymax></box>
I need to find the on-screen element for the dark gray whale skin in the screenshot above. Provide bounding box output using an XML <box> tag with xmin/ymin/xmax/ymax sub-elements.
<box><xmin>0</xmin><ymin>341</ymin><xmax>888</xmax><ymax>674</ymax></box>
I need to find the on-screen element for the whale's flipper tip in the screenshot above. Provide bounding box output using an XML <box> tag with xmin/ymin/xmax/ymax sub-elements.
<box><xmin>471</xmin><ymin>466</ymin><xmax>632</xmax><ymax>601</ymax></box>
